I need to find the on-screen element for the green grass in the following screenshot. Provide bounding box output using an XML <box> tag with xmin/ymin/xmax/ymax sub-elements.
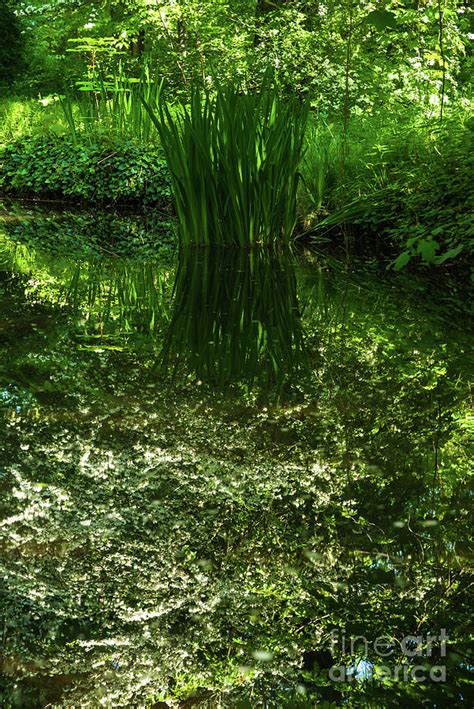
<box><xmin>297</xmin><ymin>109</ymin><xmax>473</xmax><ymax>270</ymax></box>
<box><xmin>298</xmin><ymin>119</ymin><xmax>345</xmax><ymax>218</ymax></box>
<box><xmin>0</xmin><ymin>65</ymin><xmax>164</xmax><ymax>146</ymax></box>
<box><xmin>298</xmin><ymin>112</ymin><xmax>413</xmax><ymax>223</ymax></box>
<box><xmin>60</xmin><ymin>64</ymin><xmax>163</xmax><ymax>145</ymax></box>
<box><xmin>0</xmin><ymin>97</ymin><xmax>68</xmax><ymax>143</ymax></box>
<box><xmin>143</xmin><ymin>81</ymin><xmax>308</xmax><ymax>247</ymax></box>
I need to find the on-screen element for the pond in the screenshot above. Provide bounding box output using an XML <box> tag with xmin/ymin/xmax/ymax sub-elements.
<box><xmin>0</xmin><ymin>202</ymin><xmax>472</xmax><ymax>707</ymax></box>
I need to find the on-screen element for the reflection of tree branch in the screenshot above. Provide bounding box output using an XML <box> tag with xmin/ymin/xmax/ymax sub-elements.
<box><xmin>406</xmin><ymin>514</ymin><xmax>426</xmax><ymax>560</ymax></box>
<box><xmin>416</xmin><ymin>570</ymin><xmax>472</xmax><ymax>631</ymax></box>
<box><xmin>431</xmin><ymin>378</ymin><xmax>443</xmax><ymax>516</ymax></box>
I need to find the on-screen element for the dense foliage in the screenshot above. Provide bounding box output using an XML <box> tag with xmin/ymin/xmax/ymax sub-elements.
<box><xmin>309</xmin><ymin>113</ymin><xmax>474</xmax><ymax>269</ymax></box>
<box><xmin>11</xmin><ymin>0</ymin><xmax>473</xmax><ymax>111</ymax></box>
<box><xmin>0</xmin><ymin>1</ymin><xmax>472</xmax><ymax>266</ymax></box>
<box><xmin>0</xmin><ymin>1</ymin><xmax>25</xmax><ymax>92</ymax></box>
<box><xmin>0</xmin><ymin>1</ymin><xmax>472</xmax><ymax>703</ymax></box>
<box><xmin>0</xmin><ymin>137</ymin><xmax>172</xmax><ymax>207</ymax></box>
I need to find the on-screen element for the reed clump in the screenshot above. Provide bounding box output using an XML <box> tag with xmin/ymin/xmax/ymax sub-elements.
<box><xmin>143</xmin><ymin>82</ymin><xmax>308</xmax><ymax>247</ymax></box>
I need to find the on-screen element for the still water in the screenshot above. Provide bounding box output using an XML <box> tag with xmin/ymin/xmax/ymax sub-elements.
<box><xmin>0</xmin><ymin>203</ymin><xmax>472</xmax><ymax>707</ymax></box>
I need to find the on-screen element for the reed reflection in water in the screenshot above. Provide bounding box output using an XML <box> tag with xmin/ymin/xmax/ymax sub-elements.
<box><xmin>161</xmin><ymin>247</ymin><xmax>307</xmax><ymax>386</ymax></box>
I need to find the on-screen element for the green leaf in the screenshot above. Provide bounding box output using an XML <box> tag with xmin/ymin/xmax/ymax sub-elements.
<box><xmin>433</xmin><ymin>244</ymin><xmax>464</xmax><ymax>265</ymax></box>
<box><xmin>417</xmin><ymin>239</ymin><xmax>439</xmax><ymax>263</ymax></box>
<box><xmin>367</xmin><ymin>10</ymin><xmax>398</xmax><ymax>31</ymax></box>
<box><xmin>393</xmin><ymin>251</ymin><xmax>411</xmax><ymax>271</ymax></box>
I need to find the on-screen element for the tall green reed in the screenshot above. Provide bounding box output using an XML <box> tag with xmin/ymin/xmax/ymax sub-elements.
<box><xmin>142</xmin><ymin>82</ymin><xmax>308</xmax><ymax>247</ymax></box>
<box><xmin>299</xmin><ymin>119</ymin><xmax>345</xmax><ymax>216</ymax></box>
<box><xmin>60</xmin><ymin>63</ymin><xmax>163</xmax><ymax>144</ymax></box>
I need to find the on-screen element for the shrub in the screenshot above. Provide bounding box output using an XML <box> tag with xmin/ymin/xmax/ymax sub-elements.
<box><xmin>0</xmin><ymin>136</ymin><xmax>173</xmax><ymax>207</ymax></box>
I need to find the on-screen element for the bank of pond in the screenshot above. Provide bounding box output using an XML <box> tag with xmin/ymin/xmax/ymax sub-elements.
<box><xmin>0</xmin><ymin>91</ymin><xmax>472</xmax><ymax>273</ymax></box>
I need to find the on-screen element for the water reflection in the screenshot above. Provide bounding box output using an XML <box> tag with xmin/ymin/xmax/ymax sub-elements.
<box><xmin>1</xmin><ymin>225</ymin><xmax>307</xmax><ymax>384</ymax></box>
<box><xmin>0</xmin><ymin>199</ymin><xmax>175</xmax><ymax>260</ymax></box>
<box><xmin>0</xmin><ymin>204</ymin><xmax>473</xmax><ymax>707</ymax></box>
<box><xmin>0</xmin><ymin>232</ymin><xmax>172</xmax><ymax>340</ymax></box>
<box><xmin>162</xmin><ymin>247</ymin><xmax>306</xmax><ymax>384</ymax></box>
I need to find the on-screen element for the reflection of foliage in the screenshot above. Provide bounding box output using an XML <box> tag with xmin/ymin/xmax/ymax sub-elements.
<box><xmin>161</xmin><ymin>247</ymin><xmax>306</xmax><ymax>387</ymax></box>
<box><xmin>0</xmin><ymin>383</ymin><xmax>35</xmax><ymax>413</ymax></box>
<box><xmin>0</xmin><ymin>201</ymin><xmax>175</xmax><ymax>259</ymax></box>
<box><xmin>66</xmin><ymin>258</ymin><xmax>172</xmax><ymax>338</ymax></box>
<box><xmin>0</xmin><ymin>215</ymin><xmax>174</xmax><ymax>347</ymax></box>
<box><xmin>0</xmin><ymin>225</ymin><xmax>473</xmax><ymax>706</ymax></box>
